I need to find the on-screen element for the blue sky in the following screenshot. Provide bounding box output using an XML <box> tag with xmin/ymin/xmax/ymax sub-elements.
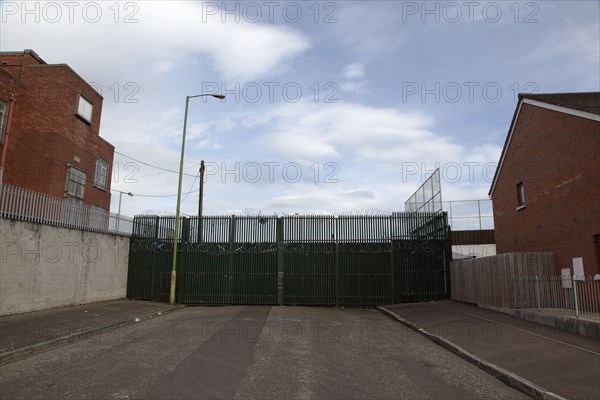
<box><xmin>2</xmin><ymin>0</ymin><xmax>599</xmax><ymax>217</ymax></box>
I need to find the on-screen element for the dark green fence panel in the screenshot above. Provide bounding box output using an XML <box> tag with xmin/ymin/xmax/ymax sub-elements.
<box><xmin>126</xmin><ymin>213</ymin><xmax>451</xmax><ymax>306</ymax></box>
<box><xmin>126</xmin><ymin>240</ymin><xmax>153</xmax><ymax>301</ymax></box>
<box><xmin>282</xmin><ymin>243</ymin><xmax>336</xmax><ymax>305</ymax></box>
<box><xmin>393</xmin><ymin>240</ymin><xmax>448</xmax><ymax>302</ymax></box>
<box><xmin>338</xmin><ymin>243</ymin><xmax>393</xmax><ymax>306</ymax></box>
<box><xmin>180</xmin><ymin>243</ymin><xmax>229</xmax><ymax>304</ymax></box>
<box><xmin>229</xmin><ymin>243</ymin><xmax>278</xmax><ymax>304</ymax></box>
<box><xmin>153</xmin><ymin>246</ymin><xmax>174</xmax><ymax>303</ymax></box>
<box><xmin>127</xmin><ymin>239</ymin><xmax>173</xmax><ymax>302</ymax></box>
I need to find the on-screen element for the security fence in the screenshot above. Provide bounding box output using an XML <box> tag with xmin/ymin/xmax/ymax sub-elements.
<box><xmin>442</xmin><ymin>199</ymin><xmax>493</xmax><ymax>231</ymax></box>
<box><xmin>127</xmin><ymin>213</ymin><xmax>451</xmax><ymax>306</ymax></box>
<box><xmin>0</xmin><ymin>182</ymin><xmax>133</xmax><ymax>235</ymax></box>
<box><xmin>513</xmin><ymin>275</ymin><xmax>600</xmax><ymax>319</ymax></box>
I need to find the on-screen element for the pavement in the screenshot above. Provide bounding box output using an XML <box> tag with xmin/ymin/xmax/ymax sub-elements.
<box><xmin>1</xmin><ymin>300</ymin><xmax>598</xmax><ymax>399</ymax></box>
<box><xmin>381</xmin><ymin>301</ymin><xmax>600</xmax><ymax>400</ymax></box>
<box><xmin>0</xmin><ymin>299</ymin><xmax>179</xmax><ymax>364</ymax></box>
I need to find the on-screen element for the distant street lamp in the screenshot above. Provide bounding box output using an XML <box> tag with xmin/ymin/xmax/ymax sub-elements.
<box><xmin>170</xmin><ymin>93</ymin><xmax>225</xmax><ymax>305</ymax></box>
<box><xmin>116</xmin><ymin>191</ymin><xmax>133</xmax><ymax>232</ymax></box>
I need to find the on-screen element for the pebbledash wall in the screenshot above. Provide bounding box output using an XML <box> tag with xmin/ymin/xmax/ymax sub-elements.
<box><xmin>0</xmin><ymin>218</ymin><xmax>130</xmax><ymax>316</ymax></box>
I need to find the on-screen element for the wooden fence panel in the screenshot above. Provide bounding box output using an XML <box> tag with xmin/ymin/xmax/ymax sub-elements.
<box><xmin>450</xmin><ymin>252</ymin><xmax>555</xmax><ymax>308</ymax></box>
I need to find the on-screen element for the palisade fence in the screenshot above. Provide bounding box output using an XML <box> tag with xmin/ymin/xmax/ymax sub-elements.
<box><xmin>127</xmin><ymin>213</ymin><xmax>452</xmax><ymax>306</ymax></box>
<box><xmin>513</xmin><ymin>276</ymin><xmax>600</xmax><ymax>319</ymax></box>
<box><xmin>0</xmin><ymin>182</ymin><xmax>133</xmax><ymax>235</ymax></box>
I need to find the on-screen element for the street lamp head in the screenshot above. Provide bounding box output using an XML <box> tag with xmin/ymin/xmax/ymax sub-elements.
<box><xmin>127</xmin><ymin>192</ymin><xmax>134</xmax><ymax>197</ymax></box>
<box><xmin>188</xmin><ymin>93</ymin><xmax>226</xmax><ymax>100</ymax></box>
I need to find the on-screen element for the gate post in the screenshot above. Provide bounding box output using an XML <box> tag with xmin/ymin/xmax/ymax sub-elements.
<box><xmin>227</xmin><ymin>215</ymin><xmax>236</xmax><ymax>303</ymax></box>
<box><xmin>444</xmin><ymin>215</ymin><xmax>452</xmax><ymax>299</ymax></box>
<box><xmin>277</xmin><ymin>217</ymin><xmax>284</xmax><ymax>305</ymax></box>
<box><xmin>335</xmin><ymin>216</ymin><xmax>340</xmax><ymax>306</ymax></box>
<box><xmin>150</xmin><ymin>216</ymin><xmax>159</xmax><ymax>301</ymax></box>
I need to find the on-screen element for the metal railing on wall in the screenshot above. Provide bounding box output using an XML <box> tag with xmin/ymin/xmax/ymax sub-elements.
<box><xmin>513</xmin><ymin>275</ymin><xmax>600</xmax><ymax>319</ymax></box>
<box><xmin>0</xmin><ymin>182</ymin><xmax>133</xmax><ymax>236</ymax></box>
<box><xmin>442</xmin><ymin>199</ymin><xmax>494</xmax><ymax>231</ymax></box>
<box><xmin>131</xmin><ymin>213</ymin><xmax>449</xmax><ymax>243</ymax></box>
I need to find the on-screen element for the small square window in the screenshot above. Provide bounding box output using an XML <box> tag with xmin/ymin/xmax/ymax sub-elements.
<box><xmin>516</xmin><ymin>182</ymin><xmax>525</xmax><ymax>207</ymax></box>
<box><xmin>76</xmin><ymin>95</ymin><xmax>93</xmax><ymax>123</ymax></box>
<box><xmin>94</xmin><ymin>158</ymin><xmax>109</xmax><ymax>191</ymax></box>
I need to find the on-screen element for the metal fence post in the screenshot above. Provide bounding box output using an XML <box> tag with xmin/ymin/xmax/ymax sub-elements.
<box><xmin>572</xmin><ymin>274</ymin><xmax>579</xmax><ymax>318</ymax></box>
<box><xmin>334</xmin><ymin>217</ymin><xmax>340</xmax><ymax>306</ymax></box>
<box><xmin>535</xmin><ymin>275</ymin><xmax>541</xmax><ymax>312</ymax></box>
<box><xmin>227</xmin><ymin>215</ymin><xmax>236</xmax><ymax>304</ymax></box>
<box><xmin>150</xmin><ymin>216</ymin><xmax>159</xmax><ymax>301</ymax></box>
<box><xmin>277</xmin><ymin>217</ymin><xmax>284</xmax><ymax>305</ymax></box>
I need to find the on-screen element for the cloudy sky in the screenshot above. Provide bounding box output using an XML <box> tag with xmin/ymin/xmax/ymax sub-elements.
<box><xmin>2</xmin><ymin>0</ymin><xmax>599</xmax><ymax>218</ymax></box>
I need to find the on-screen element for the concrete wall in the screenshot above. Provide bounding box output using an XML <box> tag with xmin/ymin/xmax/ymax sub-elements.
<box><xmin>0</xmin><ymin>218</ymin><xmax>130</xmax><ymax>316</ymax></box>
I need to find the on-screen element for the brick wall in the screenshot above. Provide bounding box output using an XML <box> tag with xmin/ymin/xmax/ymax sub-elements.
<box><xmin>491</xmin><ymin>104</ymin><xmax>600</xmax><ymax>275</ymax></box>
<box><xmin>0</xmin><ymin>52</ymin><xmax>114</xmax><ymax>210</ymax></box>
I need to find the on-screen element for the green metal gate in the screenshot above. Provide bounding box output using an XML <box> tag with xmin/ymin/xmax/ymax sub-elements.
<box><xmin>127</xmin><ymin>213</ymin><xmax>451</xmax><ymax>306</ymax></box>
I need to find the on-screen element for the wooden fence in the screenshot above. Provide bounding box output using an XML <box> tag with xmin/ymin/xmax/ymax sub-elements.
<box><xmin>450</xmin><ymin>252</ymin><xmax>555</xmax><ymax>308</ymax></box>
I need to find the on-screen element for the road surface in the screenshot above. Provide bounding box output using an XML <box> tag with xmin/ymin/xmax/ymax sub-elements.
<box><xmin>0</xmin><ymin>306</ymin><xmax>529</xmax><ymax>399</ymax></box>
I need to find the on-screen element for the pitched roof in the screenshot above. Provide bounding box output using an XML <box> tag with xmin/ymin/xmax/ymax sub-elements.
<box><xmin>521</xmin><ymin>92</ymin><xmax>600</xmax><ymax>115</ymax></box>
<box><xmin>488</xmin><ymin>92</ymin><xmax>600</xmax><ymax>196</ymax></box>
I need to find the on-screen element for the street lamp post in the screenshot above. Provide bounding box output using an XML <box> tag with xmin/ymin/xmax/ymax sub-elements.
<box><xmin>170</xmin><ymin>93</ymin><xmax>225</xmax><ymax>305</ymax></box>
<box><xmin>116</xmin><ymin>191</ymin><xmax>133</xmax><ymax>232</ymax></box>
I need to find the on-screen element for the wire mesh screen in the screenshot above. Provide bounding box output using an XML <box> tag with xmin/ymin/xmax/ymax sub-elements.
<box><xmin>404</xmin><ymin>169</ymin><xmax>442</xmax><ymax>213</ymax></box>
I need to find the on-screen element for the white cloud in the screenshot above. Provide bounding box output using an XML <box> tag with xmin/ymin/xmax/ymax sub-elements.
<box><xmin>215</xmin><ymin>117</ymin><xmax>238</xmax><ymax>132</ymax></box>
<box><xmin>1</xmin><ymin>1</ymin><xmax>311</xmax><ymax>81</ymax></box>
<box><xmin>340</xmin><ymin>81</ymin><xmax>368</xmax><ymax>94</ymax></box>
<box><xmin>343</xmin><ymin>62</ymin><xmax>365</xmax><ymax>79</ymax></box>
<box><xmin>154</xmin><ymin>61</ymin><xmax>174</xmax><ymax>73</ymax></box>
<box><xmin>252</xmin><ymin>100</ymin><xmax>464</xmax><ymax>164</ymax></box>
<box><xmin>518</xmin><ymin>22</ymin><xmax>600</xmax><ymax>70</ymax></box>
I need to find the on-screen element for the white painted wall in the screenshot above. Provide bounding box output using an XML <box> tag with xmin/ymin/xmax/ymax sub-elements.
<box><xmin>0</xmin><ymin>219</ymin><xmax>130</xmax><ymax>315</ymax></box>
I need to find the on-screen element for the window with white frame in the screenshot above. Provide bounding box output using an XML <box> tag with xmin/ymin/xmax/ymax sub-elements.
<box><xmin>94</xmin><ymin>158</ymin><xmax>109</xmax><ymax>190</ymax></box>
<box><xmin>76</xmin><ymin>95</ymin><xmax>93</xmax><ymax>123</ymax></box>
<box><xmin>0</xmin><ymin>100</ymin><xmax>7</xmax><ymax>145</ymax></box>
<box><xmin>516</xmin><ymin>182</ymin><xmax>525</xmax><ymax>208</ymax></box>
<box><xmin>67</xmin><ymin>166</ymin><xmax>86</xmax><ymax>199</ymax></box>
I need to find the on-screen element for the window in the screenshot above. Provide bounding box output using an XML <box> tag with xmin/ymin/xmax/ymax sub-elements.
<box><xmin>67</xmin><ymin>166</ymin><xmax>86</xmax><ymax>199</ymax></box>
<box><xmin>76</xmin><ymin>95</ymin><xmax>93</xmax><ymax>123</ymax></box>
<box><xmin>516</xmin><ymin>182</ymin><xmax>525</xmax><ymax>208</ymax></box>
<box><xmin>0</xmin><ymin>100</ymin><xmax>7</xmax><ymax>145</ymax></box>
<box><xmin>94</xmin><ymin>158</ymin><xmax>109</xmax><ymax>190</ymax></box>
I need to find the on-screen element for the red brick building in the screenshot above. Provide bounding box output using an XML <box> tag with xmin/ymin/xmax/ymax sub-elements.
<box><xmin>489</xmin><ymin>92</ymin><xmax>600</xmax><ymax>275</ymax></box>
<box><xmin>0</xmin><ymin>49</ymin><xmax>114</xmax><ymax>211</ymax></box>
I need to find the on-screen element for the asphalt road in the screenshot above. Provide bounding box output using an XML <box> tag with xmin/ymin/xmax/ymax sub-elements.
<box><xmin>0</xmin><ymin>306</ymin><xmax>529</xmax><ymax>400</ymax></box>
